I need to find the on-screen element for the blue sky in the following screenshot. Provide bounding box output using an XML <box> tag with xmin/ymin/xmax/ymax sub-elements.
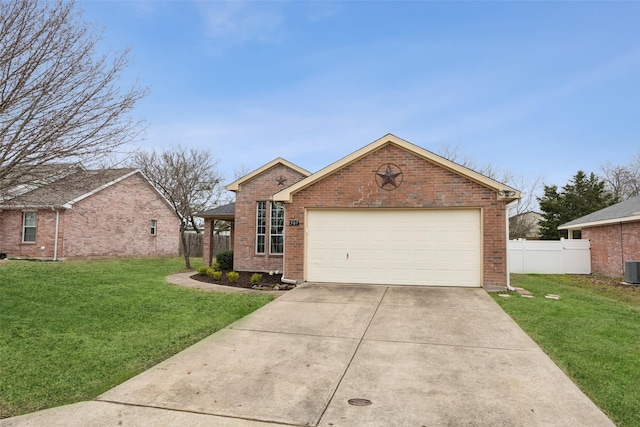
<box><xmin>81</xmin><ymin>1</ymin><xmax>640</xmax><ymax>195</ymax></box>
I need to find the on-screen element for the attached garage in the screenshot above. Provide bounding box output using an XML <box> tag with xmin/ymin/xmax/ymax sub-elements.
<box><xmin>305</xmin><ymin>209</ymin><xmax>481</xmax><ymax>287</ymax></box>
<box><xmin>217</xmin><ymin>134</ymin><xmax>520</xmax><ymax>290</ymax></box>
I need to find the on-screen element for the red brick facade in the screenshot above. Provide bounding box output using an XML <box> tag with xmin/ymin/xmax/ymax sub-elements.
<box><xmin>582</xmin><ymin>222</ymin><xmax>640</xmax><ymax>277</ymax></box>
<box><xmin>282</xmin><ymin>143</ymin><xmax>509</xmax><ymax>288</ymax></box>
<box><xmin>229</xmin><ymin>164</ymin><xmax>308</xmax><ymax>272</ymax></box>
<box><xmin>0</xmin><ymin>173</ymin><xmax>180</xmax><ymax>259</ymax></box>
<box><xmin>221</xmin><ymin>138</ymin><xmax>514</xmax><ymax>289</ymax></box>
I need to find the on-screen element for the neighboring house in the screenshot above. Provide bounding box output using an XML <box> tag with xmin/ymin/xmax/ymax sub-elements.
<box><xmin>559</xmin><ymin>195</ymin><xmax>640</xmax><ymax>277</ymax></box>
<box><xmin>0</xmin><ymin>165</ymin><xmax>180</xmax><ymax>260</ymax></box>
<box><xmin>199</xmin><ymin>134</ymin><xmax>520</xmax><ymax>289</ymax></box>
<box><xmin>509</xmin><ymin>211</ymin><xmax>542</xmax><ymax>239</ymax></box>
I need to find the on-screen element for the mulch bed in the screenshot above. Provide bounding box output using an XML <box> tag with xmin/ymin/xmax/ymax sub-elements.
<box><xmin>572</xmin><ymin>274</ymin><xmax>639</xmax><ymax>292</ymax></box>
<box><xmin>190</xmin><ymin>270</ymin><xmax>295</xmax><ymax>291</ymax></box>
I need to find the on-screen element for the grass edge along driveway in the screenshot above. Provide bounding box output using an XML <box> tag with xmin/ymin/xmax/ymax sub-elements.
<box><xmin>492</xmin><ymin>274</ymin><xmax>640</xmax><ymax>427</ymax></box>
<box><xmin>0</xmin><ymin>258</ymin><xmax>274</xmax><ymax>419</ymax></box>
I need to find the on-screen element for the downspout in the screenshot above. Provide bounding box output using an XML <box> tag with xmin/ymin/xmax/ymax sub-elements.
<box><xmin>506</xmin><ymin>199</ymin><xmax>520</xmax><ymax>291</ymax></box>
<box><xmin>278</xmin><ymin>200</ymin><xmax>297</xmax><ymax>285</ymax></box>
<box><xmin>53</xmin><ymin>209</ymin><xmax>60</xmax><ymax>261</ymax></box>
<box><xmin>620</xmin><ymin>222</ymin><xmax>624</xmax><ymax>276</ymax></box>
<box><xmin>275</xmin><ymin>198</ymin><xmax>299</xmax><ymax>286</ymax></box>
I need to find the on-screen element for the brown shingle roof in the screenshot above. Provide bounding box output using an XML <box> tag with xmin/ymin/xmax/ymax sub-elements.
<box><xmin>0</xmin><ymin>168</ymin><xmax>137</xmax><ymax>209</ymax></box>
<box><xmin>559</xmin><ymin>195</ymin><xmax>640</xmax><ymax>230</ymax></box>
<box><xmin>195</xmin><ymin>203</ymin><xmax>235</xmax><ymax>220</ymax></box>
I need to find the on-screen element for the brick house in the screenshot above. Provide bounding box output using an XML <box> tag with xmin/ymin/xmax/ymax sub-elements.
<box><xmin>200</xmin><ymin>134</ymin><xmax>520</xmax><ymax>289</ymax></box>
<box><xmin>559</xmin><ymin>195</ymin><xmax>640</xmax><ymax>277</ymax></box>
<box><xmin>509</xmin><ymin>211</ymin><xmax>542</xmax><ymax>239</ymax></box>
<box><xmin>0</xmin><ymin>165</ymin><xmax>180</xmax><ymax>260</ymax></box>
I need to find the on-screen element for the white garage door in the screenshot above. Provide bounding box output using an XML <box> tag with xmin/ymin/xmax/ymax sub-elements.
<box><xmin>306</xmin><ymin>209</ymin><xmax>481</xmax><ymax>287</ymax></box>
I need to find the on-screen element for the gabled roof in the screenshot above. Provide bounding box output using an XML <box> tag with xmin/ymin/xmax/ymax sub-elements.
<box><xmin>195</xmin><ymin>202</ymin><xmax>235</xmax><ymax>221</ymax></box>
<box><xmin>0</xmin><ymin>163</ymin><xmax>83</xmax><ymax>202</ymax></box>
<box><xmin>226</xmin><ymin>158</ymin><xmax>311</xmax><ymax>192</ymax></box>
<box><xmin>0</xmin><ymin>168</ymin><xmax>175</xmax><ymax>213</ymax></box>
<box><xmin>559</xmin><ymin>195</ymin><xmax>640</xmax><ymax>230</ymax></box>
<box><xmin>273</xmin><ymin>134</ymin><xmax>520</xmax><ymax>202</ymax></box>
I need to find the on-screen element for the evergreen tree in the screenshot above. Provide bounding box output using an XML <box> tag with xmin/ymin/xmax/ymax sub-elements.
<box><xmin>538</xmin><ymin>171</ymin><xmax>617</xmax><ymax>239</ymax></box>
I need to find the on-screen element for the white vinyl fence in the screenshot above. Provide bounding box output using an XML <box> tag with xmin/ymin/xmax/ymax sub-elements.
<box><xmin>508</xmin><ymin>239</ymin><xmax>591</xmax><ymax>274</ymax></box>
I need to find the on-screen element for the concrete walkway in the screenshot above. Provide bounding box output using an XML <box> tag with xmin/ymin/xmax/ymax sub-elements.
<box><xmin>1</xmin><ymin>282</ymin><xmax>614</xmax><ymax>426</ymax></box>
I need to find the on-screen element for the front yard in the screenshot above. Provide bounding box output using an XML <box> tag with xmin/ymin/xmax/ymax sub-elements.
<box><xmin>492</xmin><ymin>274</ymin><xmax>640</xmax><ymax>427</ymax></box>
<box><xmin>0</xmin><ymin>258</ymin><xmax>273</xmax><ymax>419</ymax></box>
<box><xmin>2</xmin><ymin>261</ymin><xmax>638</xmax><ymax>426</ymax></box>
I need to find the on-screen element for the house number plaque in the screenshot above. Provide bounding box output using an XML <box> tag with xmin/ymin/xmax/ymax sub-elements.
<box><xmin>289</xmin><ymin>220</ymin><xmax>300</xmax><ymax>226</ymax></box>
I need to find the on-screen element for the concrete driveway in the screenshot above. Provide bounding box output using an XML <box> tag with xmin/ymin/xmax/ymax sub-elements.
<box><xmin>1</xmin><ymin>283</ymin><xmax>614</xmax><ymax>426</ymax></box>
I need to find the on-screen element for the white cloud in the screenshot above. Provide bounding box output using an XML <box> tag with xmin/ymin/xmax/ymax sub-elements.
<box><xmin>198</xmin><ymin>1</ymin><xmax>285</xmax><ymax>44</ymax></box>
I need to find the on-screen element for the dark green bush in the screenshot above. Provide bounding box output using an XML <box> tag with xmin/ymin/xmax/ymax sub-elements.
<box><xmin>217</xmin><ymin>250</ymin><xmax>233</xmax><ymax>270</ymax></box>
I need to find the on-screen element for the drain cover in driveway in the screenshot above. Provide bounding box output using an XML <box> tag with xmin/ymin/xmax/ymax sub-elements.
<box><xmin>348</xmin><ymin>398</ymin><xmax>372</xmax><ymax>406</ymax></box>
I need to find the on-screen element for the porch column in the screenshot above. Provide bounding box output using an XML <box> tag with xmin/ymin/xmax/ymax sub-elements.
<box><xmin>203</xmin><ymin>218</ymin><xmax>213</xmax><ymax>267</ymax></box>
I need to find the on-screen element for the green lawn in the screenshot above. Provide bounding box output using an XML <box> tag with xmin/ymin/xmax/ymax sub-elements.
<box><xmin>0</xmin><ymin>258</ymin><xmax>273</xmax><ymax>419</ymax></box>
<box><xmin>492</xmin><ymin>274</ymin><xmax>640</xmax><ymax>427</ymax></box>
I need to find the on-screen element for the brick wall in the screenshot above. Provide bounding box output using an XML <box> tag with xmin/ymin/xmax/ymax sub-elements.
<box><xmin>0</xmin><ymin>173</ymin><xmax>180</xmax><ymax>259</ymax></box>
<box><xmin>283</xmin><ymin>144</ymin><xmax>509</xmax><ymax>288</ymax></box>
<box><xmin>0</xmin><ymin>209</ymin><xmax>60</xmax><ymax>259</ymax></box>
<box><xmin>63</xmin><ymin>173</ymin><xmax>180</xmax><ymax>258</ymax></box>
<box><xmin>233</xmin><ymin>164</ymin><xmax>308</xmax><ymax>272</ymax></box>
<box><xmin>583</xmin><ymin>221</ymin><xmax>640</xmax><ymax>277</ymax></box>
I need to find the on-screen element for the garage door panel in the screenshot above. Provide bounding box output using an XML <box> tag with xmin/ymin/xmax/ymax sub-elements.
<box><xmin>306</xmin><ymin>209</ymin><xmax>481</xmax><ymax>287</ymax></box>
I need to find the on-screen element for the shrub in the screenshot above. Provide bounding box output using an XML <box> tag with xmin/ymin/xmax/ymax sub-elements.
<box><xmin>250</xmin><ymin>273</ymin><xmax>263</xmax><ymax>286</ymax></box>
<box><xmin>211</xmin><ymin>270</ymin><xmax>222</xmax><ymax>280</ymax></box>
<box><xmin>205</xmin><ymin>268</ymin><xmax>216</xmax><ymax>277</ymax></box>
<box><xmin>217</xmin><ymin>250</ymin><xmax>233</xmax><ymax>270</ymax></box>
<box><xmin>212</xmin><ymin>261</ymin><xmax>221</xmax><ymax>271</ymax></box>
<box><xmin>226</xmin><ymin>271</ymin><xmax>239</xmax><ymax>283</ymax></box>
<box><xmin>196</xmin><ymin>266</ymin><xmax>208</xmax><ymax>275</ymax></box>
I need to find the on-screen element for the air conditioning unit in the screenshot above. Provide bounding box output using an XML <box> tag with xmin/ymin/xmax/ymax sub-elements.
<box><xmin>624</xmin><ymin>260</ymin><xmax>640</xmax><ymax>284</ymax></box>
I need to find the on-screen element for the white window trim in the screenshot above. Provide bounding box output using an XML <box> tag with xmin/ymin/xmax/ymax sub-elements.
<box><xmin>150</xmin><ymin>220</ymin><xmax>157</xmax><ymax>236</ymax></box>
<box><xmin>256</xmin><ymin>201</ymin><xmax>266</xmax><ymax>254</ymax></box>
<box><xmin>22</xmin><ymin>211</ymin><xmax>37</xmax><ymax>243</ymax></box>
<box><xmin>270</xmin><ymin>202</ymin><xmax>284</xmax><ymax>255</ymax></box>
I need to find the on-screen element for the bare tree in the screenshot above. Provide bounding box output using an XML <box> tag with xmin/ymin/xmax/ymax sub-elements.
<box><xmin>233</xmin><ymin>164</ymin><xmax>251</xmax><ymax>180</ymax></box>
<box><xmin>600</xmin><ymin>150</ymin><xmax>640</xmax><ymax>200</ymax></box>
<box><xmin>0</xmin><ymin>0</ymin><xmax>147</xmax><ymax>196</ymax></box>
<box><xmin>436</xmin><ymin>143</ymin><xmax>542</xmax><ymax>238</ymax></box>
<box><xmin>436</xmin><ymin>144</ymin><xmax>540</xmax><ymax>209</ymax></box>
<box><xmin>131</xmin><ymin>146</ymin><xmax>223</xmax><ymax>269</ymax></box>
<box><xmin>435</xmin><ymin>143</ymin><xmax>516</xmax><ymax>185</ymax></box>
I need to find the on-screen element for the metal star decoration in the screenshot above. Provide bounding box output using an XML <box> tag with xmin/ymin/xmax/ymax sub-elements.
<box><xmin>375</xmin><ymin>163</ymin><xmax>403</xmax><ymax>190</ymax></box>
<box><xmin>276</xmin><ymin>176</ymin><xmax>288</xmax><ymax>186</ymax></box>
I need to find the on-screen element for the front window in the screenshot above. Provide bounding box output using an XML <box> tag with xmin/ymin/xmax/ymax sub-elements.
<box><xmin>22</xmin><ymin>212</ymin><xmax>36</xmax><ymax>242</ymax></box>
<box><xmin>270</xmin><ymin>202</ymin><xmax>284</xmax><ymax>254</ymax></box>
<box><xmin>150</xmin><ymin>220</ymin><xmax>157</xmax><ymax>235</ymax></box>
<box><xmin>256</xmin><ymin>201</ymin><xmax>266</xmax><ymax>253</ymax></box>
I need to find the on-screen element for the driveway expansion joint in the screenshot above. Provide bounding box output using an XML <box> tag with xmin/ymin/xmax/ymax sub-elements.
<box><xmin>228</xmin><ymin>326</ymin><xmax>362</xmax><ymax>341</ymax></box>
<box><xmin>95</xmin><ymin>399</ymin><xmax>306</xmax><ymax>426</ymax></box>
<box><xmin>360</xmin><ymin>337</ymin><xmax>542</xmax><ymax>353</ymax></box>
